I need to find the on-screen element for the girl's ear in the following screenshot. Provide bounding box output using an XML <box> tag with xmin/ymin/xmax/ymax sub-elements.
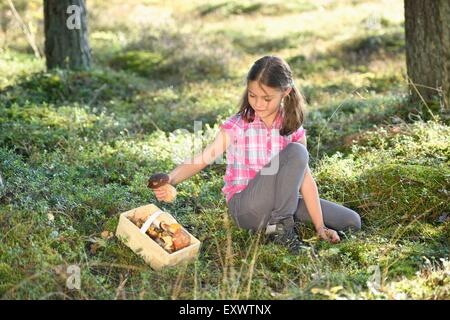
<box><xmin>283</xmin><ymin>87</ymin><xmax>292</xmax><ymax>97</ymax></box>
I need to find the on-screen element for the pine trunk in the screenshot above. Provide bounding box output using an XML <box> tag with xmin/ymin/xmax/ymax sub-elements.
<box><xmin>44</xmin><ymin>0</ymin><xmax>92</xmax><ymax>70</ymax></box>
<box><xmin>404</xmin><ymin>0</ymin><xmax>450</xmax><ymax>109</ymax></box>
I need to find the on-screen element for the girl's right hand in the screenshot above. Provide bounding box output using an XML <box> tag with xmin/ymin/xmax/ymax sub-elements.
<box><xmin>152</xmin><ymin>186</ymin><xmax>168</xmax><ymax>202</ymax></box>
<box><xmin>317</xmin><ymin>226</ymin><xmax>340</xmax><ymax>243</ymax></box>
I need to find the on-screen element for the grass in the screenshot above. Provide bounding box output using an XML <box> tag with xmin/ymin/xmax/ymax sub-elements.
<box><xmin>0</xmin><ymin>0</ymin><xmax>449</xmax><ymax>300</ymax></box>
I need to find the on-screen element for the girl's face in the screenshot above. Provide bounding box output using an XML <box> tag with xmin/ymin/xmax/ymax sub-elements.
<box><xmin>247</xmin><ymin>81</ymin><xmax>291</xmax><ymax>119</ymax></box>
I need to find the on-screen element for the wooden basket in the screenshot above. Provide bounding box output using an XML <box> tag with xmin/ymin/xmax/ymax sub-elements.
<box><xmin>115</xmin><ymin>203</ymin><xmax>201</xmax><ymax>270</ymax></box>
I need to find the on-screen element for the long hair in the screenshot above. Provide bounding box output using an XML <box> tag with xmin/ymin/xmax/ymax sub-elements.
<box><xmin>237</xmin><ymin>55</ymin><xmax>307</xmax><ymax>136</ymax></box>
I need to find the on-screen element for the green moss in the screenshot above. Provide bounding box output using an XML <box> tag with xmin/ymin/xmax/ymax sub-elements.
<box><xmin>223</xmin><ymin>31</ymin><xmax>315</xmax><ymax>55</ymax></box>
<box><xmin>359</xmin><ymin>163</ymin><xmax>449</xmax><ymax>224</ymax></box>
<box><xmin>366</xmin><ymin>72</ymin><xmax>405</xmax><ymax>93</ymax></box>
<box><xmin>0</xmin><ymin>68</ymin><xmax>145</xmax><ymax>107</ymax></box>
<box><xmin>196</xmin><ymin>0</ymin><xmax>318</xmax><ymax>17</ymax></box>
<box><xmin>109</xmin><ymin>50</ymin><xmax>164</xmax><ymax>78</ymax></box>
<box><xmin>341</xmin><ymin>31</ymin><xmax>405</xmax><ymax>57</ymax></box>
<box><xmin>288</xmin><ymin>54</ymin><xmax>343</xmax><ymax>77</ymax></box>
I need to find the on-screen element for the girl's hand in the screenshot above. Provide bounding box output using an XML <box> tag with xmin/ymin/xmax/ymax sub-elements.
<box><xmin>152</xmin><ymin>186</ymin><xmax>168</xmax><ymax>202</ymax></box>
<box><xmin>148</xmin><ymin>173</ymin><xmax>177</xmax><ymax>203</ymax></box>
<box><xmin>317</xmin><ymin>226</ymin><xmax>340</xmax><ymax>243</ymax></box>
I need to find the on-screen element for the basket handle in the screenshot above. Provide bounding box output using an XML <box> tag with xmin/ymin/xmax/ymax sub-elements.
<box><xmin>139</xmin><ymin>209</ymin><xmax>163</xmax><ymax>234</ymax></box>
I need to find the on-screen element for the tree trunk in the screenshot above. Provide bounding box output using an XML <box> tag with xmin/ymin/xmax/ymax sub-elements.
<box><xmin>44</xmin><ymin>0</ymin><xmax>92</xmax><ymax>70</ymax></box>
<box><xmin>404</xmin><ymin>0</ymin><xmax>450</xmax><ymax>110</ymax></box>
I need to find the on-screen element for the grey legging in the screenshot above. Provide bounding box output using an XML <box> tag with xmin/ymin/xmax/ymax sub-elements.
<box><xmin>227</xmin><ymin>142</ymin><xmax>361</xmax><ymax>232</ymax></box>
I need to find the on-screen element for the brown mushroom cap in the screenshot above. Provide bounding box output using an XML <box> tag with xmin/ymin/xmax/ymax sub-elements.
<box><xmin>161</xmin><ymin>222</ymin><xmax>182</xmax><ymax>234</ymax></box>
<box><xmin>148</xmin><ymin>173</ymin><xmax>170</xmax><ymax>189</ymax></box>
<box><xmin>172</xmin><ymin>229</ymin><xmax>191</xmax><ymax>251</ymax></box>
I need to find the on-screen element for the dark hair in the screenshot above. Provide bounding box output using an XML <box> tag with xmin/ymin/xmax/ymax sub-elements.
<box><xmin>237</xmin><ymin>55</ymin><xmax>307</xmax><ymax>136</ymax></box>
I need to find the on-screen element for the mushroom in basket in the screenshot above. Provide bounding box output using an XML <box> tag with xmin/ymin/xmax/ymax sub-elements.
<box><xmin>161</xmin><ymin>222</ymin><xmax>191</xmax><ymax>251</ymax></box>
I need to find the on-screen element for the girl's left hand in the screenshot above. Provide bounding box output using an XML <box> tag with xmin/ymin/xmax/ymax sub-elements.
<box><xmin>317</xmin><ymin>226</ymin><xmax>340</xmax><ymax>243</ymax></box>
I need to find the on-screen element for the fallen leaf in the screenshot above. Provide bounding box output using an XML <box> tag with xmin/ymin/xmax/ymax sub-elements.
<box><xmin>90</xmin><ymin>243</ymin><xmax>101</xmax><ymax>255</ymax></box>
<box><xmin>101</xmin><ymin>230</ymin><xmax>113</xmax><ymax>239</ymax></box>
<box><xmin>87</xmin><ymin>238</ymin><xmax>107</xmax><ymax>255</ymax></box>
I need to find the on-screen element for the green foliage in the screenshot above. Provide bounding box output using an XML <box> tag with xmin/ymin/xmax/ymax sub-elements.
<box><xmin>288</xmin><ymin>54</ymin><xmax>343</xmax><ymax>77</ymax></box>
<box><xmin>109</xmin><ymin>51</ymin><xmax>164</xmax><ymax>78</ymax></box>
<box><xmin>0</xmin><ymin>68</ymin><xmax>143</xmax><ymax>107</ymax></box>
<box><xmin>108</xmin><ymin>26</ymin><xmax>239</xmax><ymax>82</ymax></box>
<box><xmin>341</xmin><ymin>31</ymin><xmax>405</xmax><ymax>58</ymax></box>
<box><xmin>230</xmin><ymin>31</ymin><xmax>315</xmax><ymax>55</ymax></box>
<box><xmin>288</xmin><ymin>28</ymin><xmax>405</xmax><ymax>78</ymax></box>
<box><xmin>195</xmin><ymin>0</ymin><xmax>319</xmax><ymax>17</ymax></box>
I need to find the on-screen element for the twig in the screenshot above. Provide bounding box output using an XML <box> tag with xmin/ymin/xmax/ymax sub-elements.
<box><xmin>314</xmin><ymin>88</ymin><xmax>365</xmax><ymax>159</ymax></box>
<box><xmin>406</xmin><ymin>75</ymin><xmax>439</xmax><ymax>122</ymax></box>
<box><xmin>7</xmin><ymin>0</ymin><xmax>41</xmax><ymax>58</ymax></box>
<box><xmin>232</xmin><ymin>230</ymin><xmax>261</xmax><ymax>299</ymax></box>
<box><xmin>379</xmin><ymin>200</ymin><xmax>439</xmax><ymax>290</ymax></box>
<box><xmin>114</xmin><ymin>275</ymin><xmax>128</xmax><ymax>300</ymax></box>
<box><xmin>87</xmin><ymin>84</ymin><xmax>107</xmax><ymax>107</ymax></box>
<box><xmin>244</xmin><ymin>231</ymin><xmax>262</xmax><ymax>299</ymax></box>
<box><xmin>171</xmin><ymin>263</ymin><xmax>187</xmax><ymax>300</ymax></box>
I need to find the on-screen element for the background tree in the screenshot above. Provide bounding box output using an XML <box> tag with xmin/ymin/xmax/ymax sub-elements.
<box><xmin>44</xmin><ymin>0</ymin><xmax>92</xmax><ymax>70</ymax></box>
<box><xmin>404</xmin><ymin>0</ymin><xmax>450</xmax><ymax>110</ymax></box>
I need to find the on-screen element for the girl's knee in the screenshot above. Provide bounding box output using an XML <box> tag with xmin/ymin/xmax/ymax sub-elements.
<box><xmin>345</xmin><ymin>210</ymin><xmax>361</xmax><ymax>232</ymax></box>
<box><xmin>285</xmin><ymin>142</ymin><xmax>309</xmax><ymax>165</ymax></box>
<box><xmin>322</xmin><ymin>199</ymin><xmax>362</xmax><ymax>232</ymax></box>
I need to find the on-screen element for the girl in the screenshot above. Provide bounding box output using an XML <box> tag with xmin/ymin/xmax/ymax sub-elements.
<box><xmin>151</xmin><ymin>56</ymin><xmax>361</xmax><ymax>253</ymax></box>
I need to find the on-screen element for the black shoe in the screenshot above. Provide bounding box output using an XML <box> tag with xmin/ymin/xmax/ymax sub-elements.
<box><xmin>265</xmin><ymin>217</ymin><xmax>304</xmax><ymax>254</ymax></box>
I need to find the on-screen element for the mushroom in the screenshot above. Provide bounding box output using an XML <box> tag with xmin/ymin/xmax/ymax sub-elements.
<box><xmin>160</xmin><ymin>222</ymin><xmax>182</xmax><ymax>234</ymax></box>
<box><xmin>146</xmin><ymin>226</ymin><xmax>160</xmax><ymax>239</ymax></box>
<box><xmin>148</xmin><ymin>173</ymin><xmax>170</xmax><ymax>189</ymax></box>
<box><xmin>172</xmin><ymin>229</ymin><xmax>191</xmax><ymax>251</ymax></box>
<box><xmin>161</xmin><ymin>235</ymin><xmax>174</xmax><ymax>253</ymax></box>
<box><xmin>148</xmin><ymin>173</ymin><xmax>177</xmax><ymax>203</ymax></box>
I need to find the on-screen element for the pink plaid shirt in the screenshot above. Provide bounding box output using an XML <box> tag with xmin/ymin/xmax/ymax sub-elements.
<box><xmin>220</xmin><ymin>110</ymin><xmax>305</xmax><ymax>204</ymax></box>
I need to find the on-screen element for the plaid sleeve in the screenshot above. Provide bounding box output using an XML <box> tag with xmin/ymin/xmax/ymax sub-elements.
<box><xmin>291</xmin><ymin>125</ymin><xmax>305</xmax><ymax>142</ymax></box>
<box><xmin>219</xmin><ymin>114</ymin><xmax>240</xmax><ymax>136</ymax></box>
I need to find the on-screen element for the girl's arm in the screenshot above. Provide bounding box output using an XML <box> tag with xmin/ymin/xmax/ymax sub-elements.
<box><xmin>168</xmin><ymin>128</ymin><xmax>231</xmax><ymax>186</ymax></box>
<box><xmin>298</xmin><ymin>135</ymin><xmax>340</xmax><ymax>242</ymax></box>
<box><xmin>300</xmin><ymin>166</ymin><xmax>325</xmax><ymax>232</ymax></box>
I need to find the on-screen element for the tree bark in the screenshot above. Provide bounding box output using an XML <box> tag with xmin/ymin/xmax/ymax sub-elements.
<box><xmin>44</xmin><ymin>0</ymin><xmax>92</xmax><ymax>70</ymax></box>
<box><xmin>404</xmin><ymin>0</ymin><xmax>450</xmax><ymax>109</ymax></box>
